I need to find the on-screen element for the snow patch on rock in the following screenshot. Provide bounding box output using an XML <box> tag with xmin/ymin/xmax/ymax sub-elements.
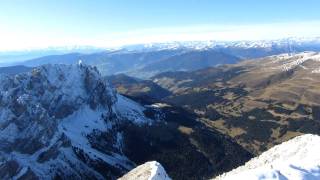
<box><xmin>114</xmin><ymin>94</ymin><xmax>151</xmax><ymax>124</ymax></box>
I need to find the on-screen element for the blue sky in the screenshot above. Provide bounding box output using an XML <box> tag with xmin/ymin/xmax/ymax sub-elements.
<box><xmin>0</xmin><ymin>0</ymin><xmax>320</xmax><ymax>50</ymax></box>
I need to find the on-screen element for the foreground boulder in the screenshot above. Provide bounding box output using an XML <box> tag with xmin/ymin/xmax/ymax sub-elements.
<box><xmin>118</xmin><ymin>161</ymin><xmax>171</xmax><ymax>180</ymax></box>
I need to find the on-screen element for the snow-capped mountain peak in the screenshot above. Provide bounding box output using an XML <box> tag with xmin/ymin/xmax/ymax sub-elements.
<box><xmin>120</xmin><ymin>37</ymin><xmax>320</xmax><ymax>52</ymax></box>
<box><xmin>0</xmin><ymin>63</ymin><xmax>154</xmax><ymax>179</ymax></box>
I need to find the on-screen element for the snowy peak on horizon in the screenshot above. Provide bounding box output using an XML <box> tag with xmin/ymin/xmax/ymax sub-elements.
<box><xmin>120</xmin><ymin>37</ymin><xmax>320</xmax><ymax>52</ymax></box>
<box><xmin>214</xmin><ymin>134</ymin><xmax>320</xmax><ymax>180</ymax></box>
<box><xmin>2</xmin><ymin>36</ymin><xmax>320</xmax><ymax>54</ymax></box>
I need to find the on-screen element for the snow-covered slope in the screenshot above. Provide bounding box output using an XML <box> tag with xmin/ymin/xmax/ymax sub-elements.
<box><xmin>118</xmin><ymin>161</ymin><xmax>171</xmax><ymax>180</ymax></box>
<box><xmin>0</xmin><ymin>64</ymin><xmax>153</xmax><ymax>179</ymax></box>
<box><xmin>214</xmin><ymin>134</ymin><xmax>320</xmax><ymax>180</ymax></box>
<box><xmin>245</xmin><ymin>51</ymin><xmax>320</xmax><ymax>73</ymax></box>
<box><xmin>269</xmin><ymin>51</ymin><xmax>320</xmax><ymax>71</ymax></box>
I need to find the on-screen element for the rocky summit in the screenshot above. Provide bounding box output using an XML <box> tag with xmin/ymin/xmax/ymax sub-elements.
<box><xmin>0</xmin><ymin>64</ymin><xmax>153</xmax><ymax>179</ymax></box>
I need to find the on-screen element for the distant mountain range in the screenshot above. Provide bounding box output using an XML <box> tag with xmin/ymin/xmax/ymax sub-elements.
<box><xmin>121</xmin><ymin>37</ymin><xmax>320</xmax><ymax>58</ymax></box>
<box><xmin>3</xmin><ymin>37</ymin><xmax>320</xmax><ymax>78</ymax></box>
<box><xmin>121</xmin><ymin>37</ymin><xmax>320</xmax><ymax>51</ymax></box>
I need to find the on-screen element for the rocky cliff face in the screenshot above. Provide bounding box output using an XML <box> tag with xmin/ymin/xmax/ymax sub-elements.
<box><xmin>0</xmin><ymin>64</ymin><xmax>151</xmax><ymax>179</ymax></box>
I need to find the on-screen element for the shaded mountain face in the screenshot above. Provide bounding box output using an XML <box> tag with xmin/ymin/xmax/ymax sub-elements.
<box><xmin>137</xmin><ymin>50</ymin><xmax>240</xmax><ymax>77</ymax></box>
<box><xmin>106</xmin><ymin>74</ymin><xmax>171</xmax><ymax>101</ymax></box>
<box><xmin>0</xmin><ymin>64</ymin><xmax>252</xmax><ymax>180</ymax></box>
<box><xmin>120</xmin><ymin>99</ymin><xmax>252</xmax><ymax>180</ymax></box>
<box><xmin>112</xmin><ymin>52</ymin><xmax>320</xmax><ymax>155</ymax></box>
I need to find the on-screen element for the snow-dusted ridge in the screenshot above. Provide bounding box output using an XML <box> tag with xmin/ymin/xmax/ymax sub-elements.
<box><xmin>279</xmin><ymin>52</ymin><xmax>320</xmax><ymax>71</ymax></box>
<box><xmin>259</xmin><ymin>51</ymin><xmax>320</xmax><ymax>72</ymax></box>
<box><xmin>214</xmin><ymin>134</ymin><xmax>320</xmax><ymax>180</ymax></box>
